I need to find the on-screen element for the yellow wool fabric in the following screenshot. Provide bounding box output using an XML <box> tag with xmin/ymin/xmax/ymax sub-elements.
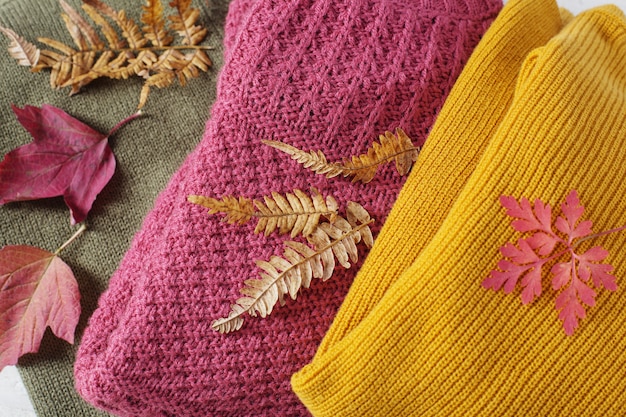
<box><xmin>314</xmin><ymin>0</ymin><xmax>568</xmax><ymax>355</ymax></box>
<box><xmin>292</xmin><ymin>6</ymin><xmax>626</xmax><ymax>416</ymax></box>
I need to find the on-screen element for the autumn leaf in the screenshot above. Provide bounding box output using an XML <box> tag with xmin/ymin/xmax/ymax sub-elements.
<box><xmin>0</xmin><ymin>225</ymin><xmax>85</xmax><ymax>370</ymax></box>
<box><xmin>212</xmin><ymin>202</ymin><xmax>374</xmax><ymax>333</ymax></box>
<box><xmin>263</xmin><ymin>128</ymin><xmax>420</xmax><ymax>183</ymax></box>
<box><xmin>0</xmin><ymin>104</ymin><xmax>140</xmax><ymax>224</ymax></box>
<box><xmin>0</xmin><ymin>0</ymin><xmax>212</xmax><ymax>108</ymax></box>
<box><xmin>188</xmin><ymin>188</ymin><xmax>339</xmax><ymax>238</ymax></box>
<box><xmin>483</xmin><ymin>190</ymin><xmax>625</xmax><ymax>335</ymax></box>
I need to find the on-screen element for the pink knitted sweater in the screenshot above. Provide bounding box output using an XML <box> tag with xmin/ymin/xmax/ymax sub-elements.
<box><xmin>74</xmin><ymin>0</ymin><xmax>501</xmax><ymax>415</ymax></box>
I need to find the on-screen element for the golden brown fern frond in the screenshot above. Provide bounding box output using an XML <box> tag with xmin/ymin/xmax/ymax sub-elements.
<box><xmin>141</xmin><ymin>0</ymin><xmax>173</xmax><ymax>47</ymax></box>
<box><xmin>211</xmin><ymin>202</ymin><xmax>375</xmax><ymax>333</ymax></box>
<box><xmin>168</xmin><ymin>0</ymin><xmax>207</xmax><ymax>46</ymax></box>
<box><xmin>188</xmin><ymin>189</ymin><xmax>339</xmax><ymax>238</ymax></box>
<box><xmin>263</xmin><ymin>128</ymin><xmax>420</xmax><ymax>183</ymax></box>
<box><xmin>0</xmin><ymin>0</ymin><xmax>212</xmax><ymax>108</ymax></box>
<box><xmin>188</xmin><ymin>194</ymin><xmax>255</xmax><ymax>225</ymax></box>
<box><xmin>0</xmin><ymin>27</ymin><xmax>39</xmax><ymax>67</ymax></box>
<box><xmin>253</xmin><ymin>188</ymin><xmax>338</xmax><ymax>237</ymax></box>
<box><xmin>60</xmin><ymin>0</ymin><xmax>104</xmax><ymax>50</ymax></box>
<box><xmin>81</xmin><ymin>2</ymin><xmax>124</xmax><ymax>49</ymax></box>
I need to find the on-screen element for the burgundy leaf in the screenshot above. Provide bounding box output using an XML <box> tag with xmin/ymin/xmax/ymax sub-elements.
<box><xmin>0</xmin><ymin>104</ymin><xmax>139</xmax><ymax>224</ymax></box>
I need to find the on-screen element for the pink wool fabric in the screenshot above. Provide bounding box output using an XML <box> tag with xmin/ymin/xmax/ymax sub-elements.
<box><xmin>74</xmin><ymin>0</ymin><xmax>500</xmax><ymax>415</ymax></box>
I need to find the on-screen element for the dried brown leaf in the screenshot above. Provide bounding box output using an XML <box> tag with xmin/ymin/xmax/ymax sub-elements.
<box><xmin>0</xmin><ymin>0</ymin><xmax>212</xmax><ymax>108</ymax></box>
<box><xmin>168</xmin><ymin>0</ymin><xmax>207</xmax><ymax>45</ymax></box>
<box><xmin>188</xmin><ymin>194</ymin><xmax>255</xmax><ymax>225</ymax></box>
<box><xmin>263</xmin><ymin>128</ymin><xmax>420</xmax><ymax>183</ymax></box>
<box><xmin>189</xmin><ymin>189</ymin><xmax>338</xmax><ymax>238</ymax></box>
<box><xmin>253</xmin><ymin>188</ymin><xmax>338</xmax><ymax>237</ymax></box>
<box><xmin>141</xmin><ymin>0</ymin><xmax>173</xmax><ymax>47</ymax></box>
<box><xmin>211</xmin><ymin>203</ymin><xmax>374</xmax><ymax>334</ymax></box>
<box><xmin>0</xmin><ymin>27</ymin><xmax>40</xmax><ymax>67</ymax></box>
<box><xmin>82</xmin><ymin>3</ymin><xmax>124</xmax><ymax>49</ymax></box>
<box><xmin>60</xmin><ymin>0</ymin><xmax>104</xmax><ymax>51</ymax></box>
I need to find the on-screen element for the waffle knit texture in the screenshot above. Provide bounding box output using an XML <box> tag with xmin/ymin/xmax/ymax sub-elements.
<box><xmin>0</xmin><ymin>0</ymin><xmax>228</xmax><ymax>416</ymax></box>
<box><xmin>292</xmin><ymin>5</ymin><xmax>626</xmax><ymax>416</ymax></box>
<box><xmin>315</xmin><ymin>0</ymin><xmax>569</xmax><ymax>356</ymax></box>
<box><xmin>73</xmin><ymin>0</ymin><xmax>500</xmax><ymax>416</ymax></box>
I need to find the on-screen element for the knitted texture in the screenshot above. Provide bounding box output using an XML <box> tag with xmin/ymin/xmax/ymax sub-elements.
<box><xmin>0</xmin><ymin>0</ymin><xmax>227</xmax><ymax>416</ymax></box>
<box><xmin>314</xmin><ymin>0</ymin><xmax>569</xmax><ymax>356</ymax></box>
<box><xmin>73</xmin><ymin>0</ymin><xmax>500</xmax><ymax>416</ymax></box>
<box><xmin>292</xmin><ymin>5</ymin><xmax>626</xmax><ymax>416</ymax></box>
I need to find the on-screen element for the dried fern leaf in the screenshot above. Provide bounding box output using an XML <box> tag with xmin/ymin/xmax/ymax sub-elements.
<box><xmin>211</xmin><ymin>202</ymin><xmax>374</xmax><ymax>333</ymax></box>
<box><xmin>60</xmin><ymin>0</ymin><xmax>104</xmax><ymax>51</ymax></box>
<box><xmin>253</xmin><ymin>188</ymin><xmax>338</xmax><ymax>237</ymax></box>
<box><xmin>82</xmin><ymin>3</ymin><xmax>124</xmax><ymax>49</ymax></box>
<box><xmin>175</xmin><ymin>50</ymin><xmax>211</xmax><ymax>85</ymax></box>
<box><xmin>0</xmin><ymin>27</ymin><xmax>40</xmax><ymax>66</ymax></box>
<box><xmin>263</xmin><ymin>128</ymin><xmax>420</xmax><ymax>183</ymax></box>
<box><xmin>0</xmin><ymin>0</ymin><xmax>212</xmax><ymax>108</ymax></box>
<box><xmin>189</xmin><ymin>189</ymin><xmax>338</xmax><ymax>237</ymax></box>
<box><xmin>168</xmin><ymin>0</ymin><xmax>207</xmax><ymax>45</ymax></box>
<box><xmin>141</xmin><ymin>0</ymin><xmax>173</xmax><ymax>47</ymax></box>
<box><xmin>188</xmin><ymin>194</ymin><xmax>255</xmax><ymax>225</ymax></box>
<box><xmin>61</xmin><ymin>13</ymin><xmax>87</xmax><ymax>51</ymax></box>
<box><xmin>261</xmin><ymin>140</ymin><xmax>333</xmax><ymax>174</ymax></box>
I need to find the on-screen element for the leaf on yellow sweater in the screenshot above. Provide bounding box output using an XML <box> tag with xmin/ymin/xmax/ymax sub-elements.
<box><xmin>211</xmin><ymin>201</ymin><xmax>374</xmax><ymax>333</ymax></box>
<box><xmin>188</xmin><ymin>188</ymin><xmax>339</xmax><ymax>238</ymax></box>
<box><xmin>262</xmin><ymin>128</ymin><xmax>420</xmax><ymax>183</ymax></box>
<box><xmin>0</xmin><ymin>0</ymin><xmax>211</xmax><ymax>108</ymax></box>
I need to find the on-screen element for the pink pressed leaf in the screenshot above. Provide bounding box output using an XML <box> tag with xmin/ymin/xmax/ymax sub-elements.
<box><xmin>0</xmin><ymin>105</ymin><xmax>138</xmax><ymax>224</ymax></box>
<box><xmin>489</xmin><ymin>189</ymin><xmax>624</xmax><ymax>335</ymax></box>
<box><xmin>526</xmin><ymin>232</ymin><xmax>558</xmax><ymax>256</ymax></box>
<box><xmin>586</xmin><ymin>263</ymin><xmax>617</xmax><ymax>291</ymax></box>
<box><xmin>483</xmin><ymin>260</ymin><xmax>531</xmax><ymax>294</ymax></box>
<box><xmin>500</xmin><ymin>196</ymin><xmax>544</xmax><ymax>232</ymax></box>
<box><xmin>520</xmin><ymin>266</ymin><xmax>542</xmax><ymax>304</ymax></box>
<box><xmin>562</xmin><ymin>190</ymin><xmax>584</xmax><ymax>224</ymax></box>
<box><xmin>571</xmin><ymin>220</ymin><xmax>593</xmax><ymax>240</ymax></box>
<box><xmin>578</xmin><ymin>246</ymin><xmax>609</xmax><ymax>262</ymax></box>
<box><xmin>577</xmin><ymin>247</ymin><xmax>617</xmax><ymax>291</ymax></box>
<box><xmin>555</xmin><ymin>285</ymin><xmax>586</xmax><ymax>336</ymax></box>
<box><xmin>551</xmin><ymin>261</ymin><xmax>572</xmax><ymax>290</ymax></box>
<box><xmin>556</xmin><ymin>190</ymin><xmax>589</xmax><ymax>240</ymax></box>
<box><xmin>500</xmin><ymin>240</ymin><xmax>540</xmax><ymax>264</ymax></box>
<box><xmin>0</xmin><ymin>245</ymin><xmax>80</xmax><ymax>369</ymax></box>
<box><xmin>574</xmin><ymin>278</ymin><xmax>597</xmax><ymax>307</ymax></box>
<box><xmin>532</xmin><ymin>199</ymin><xmax>553</xmax><ymax>232</ymax></box>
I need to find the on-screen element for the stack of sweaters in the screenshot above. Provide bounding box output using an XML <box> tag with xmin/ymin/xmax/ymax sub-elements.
<box><xmin>8</xmin><ymin>0</ymin><xmax>626</xmax><ymax>415</ymax></box>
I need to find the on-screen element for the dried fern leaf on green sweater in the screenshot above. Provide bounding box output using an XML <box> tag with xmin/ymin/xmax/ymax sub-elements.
<box><xmin>0</xmin><ymin>0</ymin><xmax>211</xmax><ymax>108</ymax></box>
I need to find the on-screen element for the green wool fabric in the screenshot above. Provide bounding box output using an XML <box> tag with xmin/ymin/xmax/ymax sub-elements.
<box><xmin>0</xmin><ymin>0</ymin><xmax>228</xmax><ymax>415</ymax></box>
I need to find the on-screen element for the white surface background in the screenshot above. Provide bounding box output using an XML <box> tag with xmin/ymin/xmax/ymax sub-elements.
<box><xmin>1</xmin><ymin>0</ymin><xmax>626</xmax><ymax>416</ymax></box>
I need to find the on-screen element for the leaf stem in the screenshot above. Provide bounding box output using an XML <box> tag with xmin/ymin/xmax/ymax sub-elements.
<box><xmin>55</xmin><ymin>224</ymin><xmax>87</xmax><ymax>255</ymax></box>
<box><xmin>572</xmin><ymin>224</ymin><xmax>626</xmax><ymax>249</ymax></box>
<box><xmin>108</xmin><ymin>110</ymin><xmax>143</xmax><ymax>137</ymax></box>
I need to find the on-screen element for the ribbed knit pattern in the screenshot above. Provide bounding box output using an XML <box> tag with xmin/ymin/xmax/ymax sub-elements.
<box><xmin>315</xmin><ymin>0</ymin><xmax>568</xmax><ymax>356</ymax></box>
<box><xmin>292</xmin><ymin>5</ymin><xmax>626</xmax><ymax>416</ymax></box>
<box><xmin>73</xmin><ymin>0</ymin><xmax>500</xmax><ymax>416</ymax></box>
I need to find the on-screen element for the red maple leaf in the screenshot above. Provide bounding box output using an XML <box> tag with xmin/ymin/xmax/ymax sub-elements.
<box><xmin>0</xmin><ymin>104</ymin><xmax>139</xmax><ymax>224</ymax></box>
<box><xmin>0</xmin><ymin>225</ymin><xmax>85</xmax><ymax>369</ymax></box>
<box><xmin>483</xmin><ymin>190</ymin><xmax>622</xmax><ymax>335</ymax></box>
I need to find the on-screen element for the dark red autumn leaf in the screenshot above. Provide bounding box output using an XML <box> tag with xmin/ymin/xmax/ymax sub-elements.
<box><xmin>0</xmin><ymin>104</ymin><xmax>139</xmax><ymax>224</ymax></box>
<box><xmin>0</xmin><ymin>244</ymin><xmax>80</xmax><ymax>369</ymax></box>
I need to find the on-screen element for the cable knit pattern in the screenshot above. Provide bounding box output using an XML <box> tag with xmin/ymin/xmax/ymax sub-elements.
<box><xmin>74</xmin><ymin>0</ymin><xmax>500</xmax><ymax>415</ymax></box>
